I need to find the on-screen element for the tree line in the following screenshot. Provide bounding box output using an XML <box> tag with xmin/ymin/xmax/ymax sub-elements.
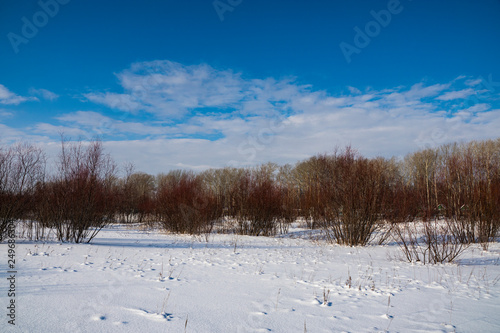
<box><xmin>1</xmin><ymin>138</ymin><xmax>499</xmax><ymax>252</ymax></box>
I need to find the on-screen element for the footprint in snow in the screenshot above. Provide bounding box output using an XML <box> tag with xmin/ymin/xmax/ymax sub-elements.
<box><xmin>126</xmin><ymin>308</ymin><xmax>174</xmax><ymax>322</ymax></box>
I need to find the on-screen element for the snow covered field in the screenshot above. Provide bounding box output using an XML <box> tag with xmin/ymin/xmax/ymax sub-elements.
<box><xmin>2</xmin><ymin>224</ymin><xmax>500</xmax><ymax>333</ymax></box>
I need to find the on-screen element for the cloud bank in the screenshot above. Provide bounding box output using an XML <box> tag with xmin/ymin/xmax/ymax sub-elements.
<box><xmin>1</xmin><ymin>61</ymin><xmax>499</xmax><ymax>174</ymax></box>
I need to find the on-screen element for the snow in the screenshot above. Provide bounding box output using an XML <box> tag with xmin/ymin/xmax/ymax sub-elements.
<box><xmin>2</xmin><ymin>223</ymin><xmax>500</xmax><ymax>332</ymax></box>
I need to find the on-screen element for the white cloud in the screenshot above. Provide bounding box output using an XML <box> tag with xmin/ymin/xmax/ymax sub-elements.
<box><xmin>84</xmin><ymin>93</ymin><xmax>143</xmax><ymax>113</ymax></box>
<box><xmin>57</xmin><ymin>111</ymin><xmax>110</xmax><ymax>127</ymax></box>
<box><xmin>78</xmin><ymin>64</ymin><xmax>500</xmax><ymax>171</ymax></box>
<box><xmin>437</xmin><ymin>88</ymin><xmax>475</xmax><ymax>101</ymax></box>
<box><xmin>465</xmin><ymin>78</ymin><xmax>483</xmax><ymax>87</ymax></box>
<box><xmin>348</xmin><ymin>86</ymin><xmax>361</xmax><ymax>94</ymax></box>
<box><xmin>85</xmin><ymin>61</ymin><xmax>246</xmax><ymax>116</ymax></box>
<box><xmin>5</xmin><ymin>61</ymin><xmax>497</xmax><ymax>173</ymax></box>
<box><xmin>56</xmin><ymin>111</ymin><xmax>172</xmax><ymax>136</ymax></box>
<box><xmin>465</xmin><ymin>103</ymin><xmax>490</xmax><ymax>112</ymax></box>
<box><xmin>405</xmin><ymin>83</ymin><xmax>450</xmax><ymax>99</ymax></box>
<box><xmin>0</xmin><ymin>109</ymin><xmax>14</xmax><ymax>118</ymax></box>
<box><xmin>30</xmin><ymin>88</ymin><xmax>59</xmax><ymax>101</ymax></box>
<box><xmin>0</xmin><ymin>124</ymin><xmax>48</xmax><ymax>144</ymax></box>
<box><xmin>0</xmin><ymin>84</ymin><xmax>37</xmax><ymax>105</ymax></box>
<box><xmin>84</xmin><ymin>61</ymin><xmax>312</xmax><ymax>119</ymax></box>
<box><xmin>88</xmin><ymin>106</ymin><xmax>500</xmax><ymax>175</ymax></box>
<box><xmin>33</xmin><ymin>123</ymin><xmax>88</xmax><ymax>138</ymax></box>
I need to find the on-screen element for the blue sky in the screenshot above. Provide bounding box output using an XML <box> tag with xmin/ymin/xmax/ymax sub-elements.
<box><xmin>1</xmin><ymin>0</ymin><xmax>500</xmax><ymax>174</ymax></box>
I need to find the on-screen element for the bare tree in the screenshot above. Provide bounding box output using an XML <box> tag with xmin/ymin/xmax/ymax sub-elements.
<box><xmin>0</xmin><ymin>143</ymin><xmax>45</xmax><ymax>241</ymax></box>
<box><xmin>117</xmin><ymin>167</ymin><xmax>156</xmax><ymax>224</ymax></box>
<box><xmin>319</xmin><ymin>147</ymin><xmax>391</xmax><ymax>246</ymax></box>
<box><xmin>37</xmin><ymin>138</ymin><xmax>117</xmax><ymax>243</ymax></box>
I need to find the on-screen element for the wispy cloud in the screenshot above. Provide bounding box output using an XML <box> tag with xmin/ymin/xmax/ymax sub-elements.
<box><xmin>56</xmin><ymin>111</ymin><xmax>173</xmax><ymax>137</ymax></box>
<box><xmin>437</xmin><ymin>88</ymin><xmax>475</xmax><ymax>101</ymax></box>
<box><xmin>8</xmin><ymin>61</ymin><xmax>499</xmax><ymax>172</ymax></box>
<box><xmin>347</xmin><ymin>86</ymin><xmax>362</xmax><ymax>95</ymax></box>
<box><xmin>33</xmin><ymin>123</ymin><xmax>88</xmax><ymax>138</ymax></box>
<box><xmin>0</xmin><ymin>108</ymin><xmax>14</xmax><ymax>118</ymax></box>
<box><xmin>465</xmin><ymin>103</ymin><xmax>490</xmax><ymax>113</ymax></box>
<box><xmin>84</xmin><ymin>60</ymin><xmax>307</xmax><ymax>119</ymax></box>
<box><xmin>84</xmin><ymin>93</ymin><xmax>143</xmax><ymax>113</ymax></box>
<box><xmin>84</xmin><ymin>61</ymin><xmax>245</xmax><ymax>116</ymax></box>
<box><xmin>0</xmin><ymin>84</ymin><xmax>37</xmax><ymax>105</ymax></box>
<box><xmin>405</xmin><ymin>83</ymin><xmax>450</xmax><ymax>99</ymax></box>
<box><xmin>465</xmin><ymin>78</ymin><xmax>483</xmax><ymax>87</ymax></box>
<box><xmin>0</xmin><ymin>123</ymin><xmax>49</xmax><ymax>144</ymax></box>
<box><xmin>29</xmin><ymin>88</ymin><xmax>59</xmax><ymax>101</ymax></box>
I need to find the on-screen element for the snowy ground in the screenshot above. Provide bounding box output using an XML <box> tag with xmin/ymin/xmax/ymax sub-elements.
<box><xmin>2</xmin><ymin>224</ymin><xmax>500</xmax><ymax>333</ymax></box>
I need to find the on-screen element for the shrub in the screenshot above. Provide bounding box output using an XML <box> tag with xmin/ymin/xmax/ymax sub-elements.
<box><xmin>0</xmin><ymin>143</ymin><xmax>45</xmax><ymax>241</ymax></box>
<box><xmin>317</xmin><ymin>148</ymin><xmax>390</xmax><ymax>246</ymax></box>
<box><xmin>35</xmin><ymin>139</ymin><xmax>117</xmax><ymax>243</ymax></box>
<box><xmin>155</xmin><ymin>171</ymin><xmax>221</xmax><ymax>234</ymax></box>
<box><xmin>393</xmin><ymin>219</ymin><xmax>468</xmax><ymax>264</ymax></box>
<box><xmin>237</xmin><ymin>172</ymin><xmax>282</xmax><ymax>236</ymax></box>
<box><xmin>116</xmin><ymin>168</ymin><xmax>156</xmax><ymax>224</ymax></box>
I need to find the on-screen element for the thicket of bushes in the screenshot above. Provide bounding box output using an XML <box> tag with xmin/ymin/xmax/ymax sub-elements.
<box><xmin>1</xmin><ymin>138</ymin><xmax>499</xmax><ymax>259</ymax></box>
